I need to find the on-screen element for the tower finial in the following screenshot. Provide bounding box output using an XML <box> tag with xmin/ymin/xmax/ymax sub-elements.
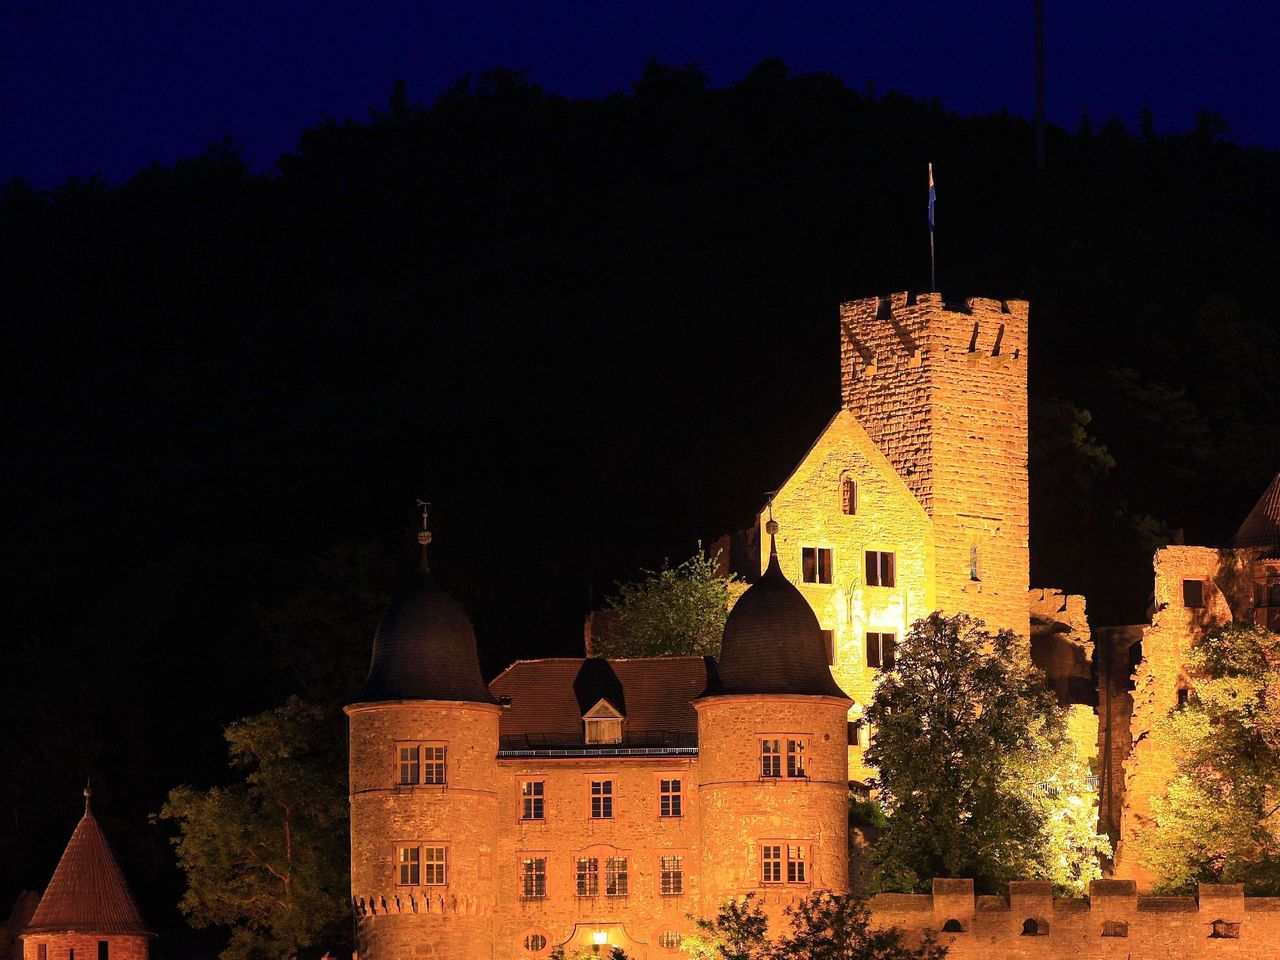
<box><xmin>84</xmin><ymin>778</ymin><xmax>92</xmax><ymax>813</ymax></box>
<box><xmin>764</xmin><ymin>494</ymin><xmax>779</xmax><ymax>557</ymax></box>
<box><xmin>416</xmin><ymin>500</ymin><xmax>433</xmax><ymax>572</ymax></box>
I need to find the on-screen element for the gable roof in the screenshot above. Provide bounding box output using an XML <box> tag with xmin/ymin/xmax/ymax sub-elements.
<box><xmin>1234</xmin><ymin>471</ymin><xmax>1280</xmax><ymax>553</ymax></box>
<box><xmin>23</xmin><ymin>797</ymin><xmax>150</xmax><ymax>938</ymax></box>
<box><xmin>490</xmin><ymin>657</ymin><xmax>713</xmax><ymax>745</ymax></box>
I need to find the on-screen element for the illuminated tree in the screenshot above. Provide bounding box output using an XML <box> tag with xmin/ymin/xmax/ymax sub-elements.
<box><xmin>157</xmin><ymin>697</ymin><xmax>349</xmax><ymax>960</ymax></box>
<box><xmin>682</xmin><ymin>893</ymin><xmax>770</xmax><ymax>960</ymax></box>
<box><xmin>1138</xmin><ymin>623</ymin><xmax>1280</xmax><ymax>893</ymax></box>
<box><xmin>597</xmin><ymin>547</ymin><xmax>737</xmax><ymax>658</ymax></box>
<box><xmin>865</xmin><ymin>613</ymin><xmax>1109</xmax><ymax>894</ymax></box>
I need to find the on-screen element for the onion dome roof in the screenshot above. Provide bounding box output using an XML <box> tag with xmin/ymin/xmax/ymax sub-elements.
<box><xmin>707</xmin><ymin>528</ymin><xmax>849</xmax><ymax>699</ymax></box>
<box><xmin>23</xmin><ymin>790</ymin><xmax>151</xmax><ymax>938</ymax></box>
<box><xmin>351</xmin><ymin>534</ymin><xmax>496</xmax><ymax>705</ymax></box>
<box><xmin>1233</xmin><ymin>471</ymin><xmax>1280</xmax><ymax>554</ymax></box>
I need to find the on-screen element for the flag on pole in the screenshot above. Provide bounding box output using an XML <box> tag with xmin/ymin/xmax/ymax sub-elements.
<box><xmin>928</xmin><ymin>163</ymin><xmax>936</xmax><ymax>232</ymax></box>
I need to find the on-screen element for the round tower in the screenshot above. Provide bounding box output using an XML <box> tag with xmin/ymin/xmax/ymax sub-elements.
<box><xmin>345</xmin><ymin>519</ymin><xmax>501</xmax><ymax>959</ymax></box>
<box><xmin>695</xmin><ymin>520</ymin><xmax>852</xmax><ymax>928</ymax></box>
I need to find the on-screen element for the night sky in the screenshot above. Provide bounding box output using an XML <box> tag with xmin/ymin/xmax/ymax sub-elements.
<box><xmin>4</xmin><ymin>0</ymin><xmax>1278</xmax><ymax>186</ymax></box>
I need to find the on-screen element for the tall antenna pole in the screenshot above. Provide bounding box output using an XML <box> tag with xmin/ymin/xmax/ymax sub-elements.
<box><xmin>1035</xmin><ymin>0</ymin><xmax>1046</xmax><ymax>171</ymax></box>
<box><xmin>928</xmin><ymin>163</ymin><xmax>936</xmax><ymax>292</ymax></box>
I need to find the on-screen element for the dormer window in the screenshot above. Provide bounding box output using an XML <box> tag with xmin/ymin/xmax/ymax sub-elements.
<box><xmin>584</xmin><ymin>699</ymin><xmax>624</xmax><ymax>744</ymax></box>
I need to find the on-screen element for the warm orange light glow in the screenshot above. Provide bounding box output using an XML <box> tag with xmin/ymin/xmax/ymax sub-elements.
<box><xmin>592</xmin><ymin>931</ymin><xmax>609</xmax><ymax>946</ymax></box>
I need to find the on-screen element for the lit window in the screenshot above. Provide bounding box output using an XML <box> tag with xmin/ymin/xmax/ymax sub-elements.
<box><xmin>605</xmin><ymin>856</ymin><xmax>629</xmax><ymax>897</ymax></box>
<box><xmin>1101</xmin><ymin>920</ymin><xmax>1127</xmax><ymax>938</ymax></box>
<box><xmin>761</xmin><ymin>844</ymin><xmax>782</xmax><ymax>883</ymax></box>
<box><xmin>761</xmin><ymin>739</ymin><xmax>781</xmax><ymax>778</ymax></box>
<box><xmin>659</xmin><ymin>779</ymin><xmax>682</xmax><ymax>817</ymax></box>
<box><xmin>660</xmin><ymin>855</ymin><xmax>684</xmax><ymax>896</ymax></box>
<box><xmin>423</xmin><ymin>846</ymin><xmax>447</xmax><ymax>885</ymax></box>
<box><xmin>399</xmin><ymin>745</ymin><xmax>420</xmax><ymax>785</ymax></box>
<box><xmin>802</xmin><ymin>547</ymin><xmax>833</xmax><ymax>584</ymax></box>
<box><xmin>423</xmin><ymin>746</ymin><xmax>446</xmax><ymax>784</ymax></box>
<box><xmin>521</xmin><ymin>781</ymin><xmax>545</xmax><ymax>820</ymax></box>
<box><xmin>865</xmin><ymin>551</ymin><xmax>895</xmax><ymax>587</ymax></box>
<box><xmin>575</xmin><ymin>857</ymin><xmax>600</xmax><ymax>897</ymax></box>
<box><xmin>841</xmin><ymin>478</ymin><xmax>858</xmax><ymax>515</ymax></box>
<box><xmin>524</xmin><ymin>932</ymin><xmax>549</xmax><ymax>953</ymax></box>
<box><xmin>398</xmin><ymin>846</ymin><xmax>420</xmax><ymax>885</ymax></box>
<box><xmin>590</xmin><ymin>780</ymin><xmax>614</xmax><ymax>819</ymax></box>
<box><xmin>821</xmin><ymin>629</ymin><xmax>835</xmax><ymax>665</ymax></box>
<box><xmin>787</xmin><ymin>845</ymin><xmax>808</xmax><ymax>883</ymax></box>
<box><xmin>786</xmin><ymin>739</ymin><xmax>806</xmax><ymax>778</ymax></box>
<box><xmin>866</xmin><ymin>632</ymin><xmax>897</xmax><ymax>669</ymax></box>
<box><xmin>520</xmin><ymin>857</ymin><xmax>547</xmax><ymax>899</ymax></box>
<box><xmin>1209</xmin><ymin>919</ymin><xmax>1240</xmax><ymax>939</ymax></box>
<box><xmin>1183</xmin><ymin>580</ymin><xmax>1205</xmax><ymax>608</ymax></box>
<box><xmin>658</xmin><ymin>930</ymin><xmax>682</xmax><ymax>951</ymax></box>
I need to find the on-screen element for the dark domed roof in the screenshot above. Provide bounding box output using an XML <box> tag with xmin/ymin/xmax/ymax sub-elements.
<box><xmin>351</xmin><ymin>563</ymin><xmax>496</xmax><ymax>705</ymax></box>
<box><xmin>707</xmin><ymin>540</ymin><xmax>849</xmax><ymax>699</ymax></box>
<box><xmin>1233</xmin><ymin>470</ymin><xmax>1280</xmax><ymax>554</ymax></box>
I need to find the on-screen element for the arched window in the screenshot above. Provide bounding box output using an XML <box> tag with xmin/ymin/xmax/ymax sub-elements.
<box><xmin>1101</xmin><ymin>920</ymin><xmax>1128</xmax><ymax>938</ymax></box>
<box><xmin>1021</xmin><ymin>917</ymin><xmax>1047</xmax><ymax>936</ymax></box>
<box><xmin>1209</xmin><ymin>919</ymin><xmax>1241</xmax><ymax>939</ymax></box>
<box><xmin>941</xmin><ymin>919</ymin><xmax>965</xmax><ymax>933</ymax></box>
<box><xmin>523</xmin><ymin>931</ymin><xmax>549</xmax><ymax>954</ymax></box>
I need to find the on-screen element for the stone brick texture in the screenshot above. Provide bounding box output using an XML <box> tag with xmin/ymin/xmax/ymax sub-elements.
<box><xmin>840</xmin><ymin>292</ymin><xmax>1029</xmax><ymax>638</ymax></box>
<box><xmin>20</xmin><ymin>934</ymin><xmax>148</xmax><ymax>960</ymax></box>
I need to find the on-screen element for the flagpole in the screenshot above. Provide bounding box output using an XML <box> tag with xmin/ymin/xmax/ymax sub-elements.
<box><xmin>928</xmin><ymin>162</ymin><xmax>936</xmax><ymax>292</ymax></box>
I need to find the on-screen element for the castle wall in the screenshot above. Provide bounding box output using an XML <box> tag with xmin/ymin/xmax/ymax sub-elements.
<box><xmin>694</xmin><ymin>695</ymin><xmax>850</xmax><ymax>932</ymax></box>
<box><xmin>840</xmin><ymin>292</ymin><xmax>1029</xmax><ymax>638</ymax></box>
<box><xmin>21</xmin><ymin>935</ymin><xmax>148</xmax><ymax>960</ymax></box>
<box><xmin>760</xmin><ymin>409</ymin><xmax>934</xmax><ymax>782</ymax></box>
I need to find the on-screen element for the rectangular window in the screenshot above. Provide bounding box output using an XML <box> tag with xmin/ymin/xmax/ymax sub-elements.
<box><xmin>520</xmin><ymin>856</ymin><xmax>547</xmax><ymax>899</ymax></box>
<box><xmin>659</xmin><ymin>779</ymin><xmax>682</xmax><ymax>817</ymax></box>
<box><xmin>821</xmin><ymin>629</ymin><xmax>834</xmax><ymax>665</ymax></box>
<box><xmin>97</xmin><ymin>943</ymin><xmax>108</xmax><ymax>960</ymax></box>
<box><xmin>423</xmin><ymin>745</ymin><xmax>446</xmax><ymax>784</ymax></box>
<box><xmin>521</xmin><ymin>781</ymin><xmax>545</xmax><ymax>820</ymax></box>
<box><xmin>576</xmin><ymin>857</ymin><xmax>600</xmax><ymax>897</ymax></box>
<box><xmin>398</xmin><ymin>846</ymin><xmax>420</xmax><ymax>885</ymax></box>
<box><xmin>761</xmin><ymin>739</ymin><xmax>781</xmax><ymax>778</ymax></box>
<box><xmin>1183</xmin><ymin>579</ymin><xmax>1205</xmax><ymax>608</ymax></box>
<box><xmin>761</xmin><ymin>844</ymin><xmax>783</xmax><ymax>883</ymax></box>
<box><xmin>585</xmin><ymin>717</ymin><xmax>623</xmax><ymax>744</ymax></box>
<box><xmin>848</xmin><ymin>720</ymin><xmax>864</xmax><ymax>747</ymax></box>
<box><xmin>802</xmin><ymin>547</ymin><xmax>833</xmax><ymax>584</ymax></box>
<box><xmin>605</xmin><ymin>856</ymin><xmax>629</xmax><ymax>897</ymax></box>
<box><xmin>660</xmin><ymin>855</ymin><xmax>684</xmax><ymax>896</ymax></box>
<box><xmin>590</xmin><ymin>780</ymin><xmax>614</xmax><ymax>819</ymax></box>
<box><xmin>969</xmin><ymin>545</ymin><xmax>980</xmax><ymax>581</ymax></box>
<box><xmin>786</xmin><ymin>739</ymin><xmax>806</xmax><ymax>778</ymax></box>
<box><xmin>38</xmin><ymin>945</ymin><xmax>47</xmax><ymax>960</ymax></box>
<box><xmin>423</xmin><ymin>846</ymin><xmax>447</xmax><ymax>885</ymax></box>
<box><xmin>842</xmin><ymin>478</ymin><xmax>858</xmax><ymax>515</ymax></box>
<box><xmin>865</xmin><ymin>550</ymin><xmax>895</xmax><ymax>587</ymax></box>
<box><xmin>399</xmin><ymin>744</ymin><xmax>420</xmax><ymax>785</ymax></box>
<box><xmin>866</xmin><ymin>632</ymin><xmax>896</xmax><ymax>669</ymax></box>
<box><xmin>787</xmin><ymin>845</ymin><xmax>808</xmax><ymax>883</ymax></box>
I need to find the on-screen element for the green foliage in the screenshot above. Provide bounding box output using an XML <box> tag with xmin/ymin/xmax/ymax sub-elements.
<box><xmin>684</xmin><ymin>892</ymin><xmax>947</xmax><ymax>960</ymax></box>
<box><xmin>157</xmin><ymin>697</ymin><xmax>350</xmax><ymax>960</ymax></box>
<box><xmin>1138</xmin><ymin>623</ymin><xmax>1280</xmax><ymax>893</ymax></box>
<box><xmin>849</xmin><ymin>795</ymin><xmax>889</xmax><ymax>829</ymax></box>
<box><xmin>865</xmin><ymin>613</ymin><xmax>1110</xmax><ymax>895</ymax></box>
<box><xmin>550</xmin><ymin>946</ymin><xmax>630</xmax><ymax>960</ymax></box>
<box><xmin>598</xmin><ymin>547</ymin><xmax>736</xmax><ymax>658</ymax></box>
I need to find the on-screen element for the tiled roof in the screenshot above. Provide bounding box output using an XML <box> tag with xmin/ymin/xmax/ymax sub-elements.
<box><xmin>23</xmin><ymin>798</ymin><xmax>150</xmax><ymax>937</ymax></box>
<box><xmin>1234</xmin><ymin>471</ymin><xmax>1280</xmax><ymax>552</ymax></box>
<box><xmin>490</xmin><ymin>656</ymin><xmax>714</xmax><ymax>741</ymax></box>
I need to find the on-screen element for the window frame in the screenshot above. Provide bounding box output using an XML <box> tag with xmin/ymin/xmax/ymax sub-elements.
<box><xmin>397</xmin><ymin>740</ymin><xmax>447</xmax><ymax>787</ymax></box>
<box><xmin>760</xmin><ymin>840</ymin><xmax>811</xmax><ymax>885</ymax></box>
<box><xmin>397</xmin><ymin>845</ymin><xmax>421</xmax><ymax>886</ymax></box>
<box><xmin>519</xmin><ymin>855</ymin><xmax>548</xmax><ymax>900</ymax></box>
<box><xmin>1183</xmin><ymin>579</ymin><xmax>1205</xmax><ymax>609</ymax></box>
<box><xmin>422</xmin><ymin>845</ymin><xmax>448</xmax><ymax>885</ymax></box>
<box><xmin>658</xmin><ymin>777</ymin><xmax>683</xmax><ymax>818</ymax></box>
<box><xmin>865</xmin><ymin>550</ymin><xmax>896</xmax><ymax>587</ymax></box>
<box><xmin>801</xmin><ymin>546</ymin><xmax>834</xmax><ymax>584</ymax></box>
<box><xmin>659</xmin><ymin>854</ymin><xmax>684</xmax><ymax>896</ymax></box>
<box><xmin>521</xmin><ymin>780</ymin><xmax>545</xmax><ymax>821</ymax></box>
<box><xmin>841</xmin><ymin>478</ymin><xmax>858</xmax><ymax>515</ymax></box>
<box><xmin>821</xmin><ymin>628</ymin><xmax>835</xmax><ymax>666</ymax></box>
<box><xmin>604</xmin><ymin>856</ymin><xmax>629</xmax><ymax>897</ymax></box>
<box><xmin>865</xmin><ymin>631</ymin><xmax>897</xmax><ymax>669</ymax></box>
<box><xmin>575</xmin><ymin>856</ymin><xmax>600</xmax><ymax>897</ymax></box>
<box><xmin>589</xmin><ymin>779</ymin><xmax>614</xmax><ymax>819</ymax></box>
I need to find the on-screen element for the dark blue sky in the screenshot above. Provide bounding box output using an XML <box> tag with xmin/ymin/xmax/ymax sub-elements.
<box><xmin>3</xmin><ymin>0</ymin><xmax>1276</xmax><ymax>186</ymax></box>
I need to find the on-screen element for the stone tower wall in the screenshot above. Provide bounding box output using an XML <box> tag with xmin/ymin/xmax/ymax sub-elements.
<box><xmin>840</xmin><ymin>292</ymin><xmax>1029</xmax><ymax>638</ymax></box>
<box><xmin>694</xmin><ymin>695</ymin><xmax>849</xmax><ymax>931</ymax></box>
<box><xmin>347</xmin><ymin>701</ymin><xmax>501</xmax><ymax>960</ymax></box>
<box><xmin>21</xmin><ymin>935</ymin><xmax>148</xmax><ymax>960</ymax></box>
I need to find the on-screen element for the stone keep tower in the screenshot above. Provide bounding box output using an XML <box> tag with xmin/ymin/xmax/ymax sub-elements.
<box><xmin>694</xmin><ymin>524</ymin><xmax>851</xmax><ymax>928</ymax></box>
<box><xmin>345</xmin><ymin>532</ymin><xmax>501</xmax><ymax>960</ymax></box>
<box><xmin>840</xmin><ymin>292</ymin><xmax>1030</xmax><ymax>638</ymax></box>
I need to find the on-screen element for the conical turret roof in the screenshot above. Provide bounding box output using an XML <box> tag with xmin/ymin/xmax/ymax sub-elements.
<box><xmin>24</xmin><ymin>792</ymin><xmax>150</xmax><ymax>937</ymax></box>
<box><xmin>706</xmin><ymin>533</ymin><xmax>849</xmax><ymax>699</ymax></box>
<box><xmin>1233</xmin><ymin>471</ymin><xmax>1280</xmax><ymax>553</ymax></box>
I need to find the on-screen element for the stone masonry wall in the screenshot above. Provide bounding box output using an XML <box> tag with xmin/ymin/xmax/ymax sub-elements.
<box><xmin>761</xmin><ymin>409</ymin><xmax>934</xmax><ymax>782</ymax></box>
<box><xmin>841</xmin><ymin>292</ymin><xmax>1029</xmax><ymax>638</ymax></box>
<box><xmin>21</xmin><ymin>934</ymin><xmax>148</xmax><ymax>960</ymax></box>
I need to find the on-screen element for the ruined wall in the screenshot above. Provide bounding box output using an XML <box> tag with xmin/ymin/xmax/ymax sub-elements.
<box><xmin>1093</xmin><ymin>625</ymin><xmax>1143</xmax><ymax>850</ymax></box>
<box><xmin>840</xmin><ymin>292</ymin><xmax>1029</xmax><ymax>638</ymax></box>
<box><xmin>761</xmin><ymin>409</ymin><xmax>934</xmax><ymax>782</ymax></box>
<box><xmin>1029</xmin><ymin>589</ymin><xmax>1098</xmax><ymax>768</ymax></box>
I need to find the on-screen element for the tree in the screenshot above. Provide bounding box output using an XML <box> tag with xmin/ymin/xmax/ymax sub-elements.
<box><xmin>774</xmin><ymin>892</ymin><xmax>947</xmax><ymax>960</ymax></box>
<box><xmin>865</xmin><ymin>613</ymin><xmax>1110</xmax><ymax>894</ymax></box>
<box><xmin>157</xmin><ymin>697</ymin><xmax>350</xmax><ymax>960</ymax></box>
<box><xmin>1138</xmin><ymin>623</ymin><xmax>1280</xmax><ymax>893</ymax></box>
<box><xmin>682</xmin><ymin>893</ymin><xmax>770</xmax><ymax>960</ymax></box>
<box><xmin>596</xmin><ymin>547</ymin><xmax>737</xmax><ymax>658</ymax></box>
